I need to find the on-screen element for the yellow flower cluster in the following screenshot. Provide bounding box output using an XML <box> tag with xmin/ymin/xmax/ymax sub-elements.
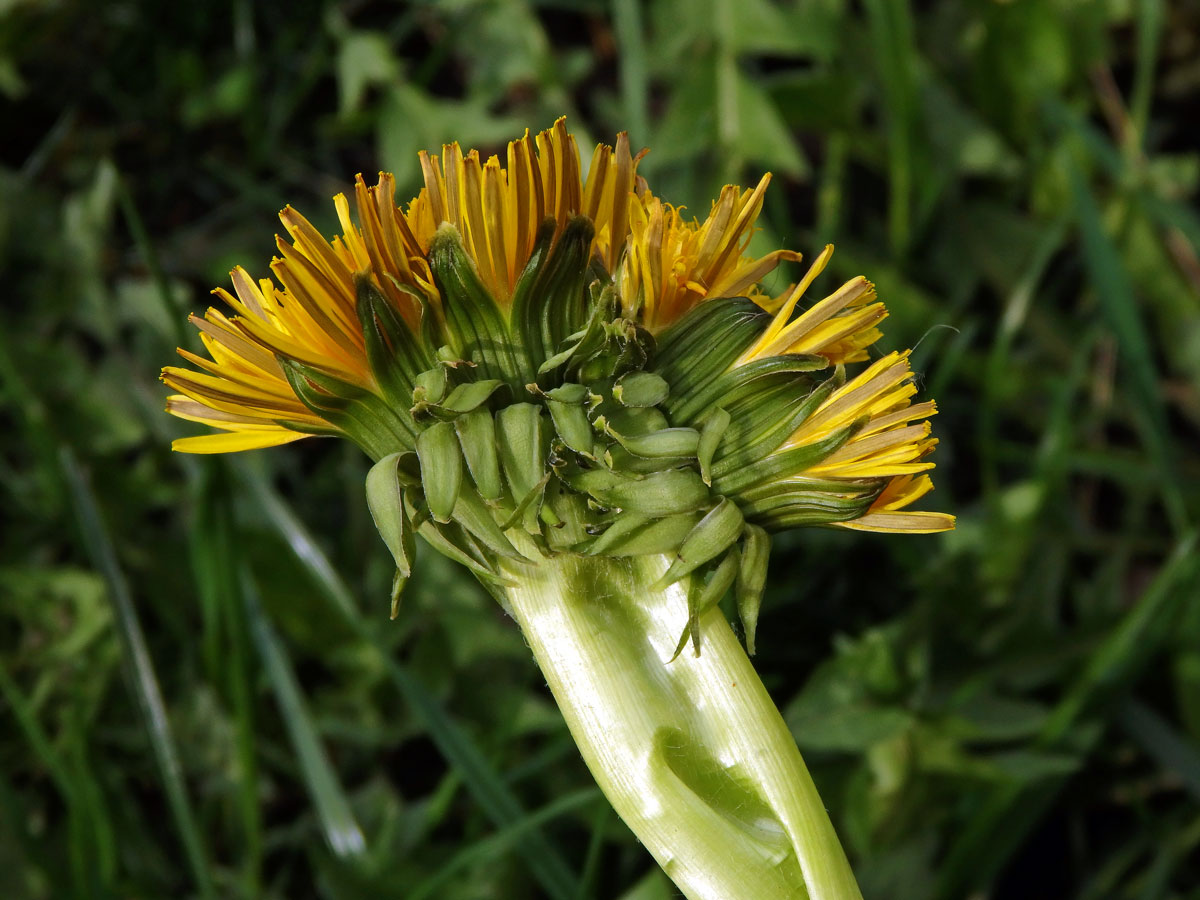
<box><xmin>163</xmin><ymin>118</ymin><xmax>952</xmax><ymax>533</ymax></box>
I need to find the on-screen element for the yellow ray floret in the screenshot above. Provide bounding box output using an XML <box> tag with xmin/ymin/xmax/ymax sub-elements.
<box><xmin>161</xmin><ymin>269</ymin><xmax>348</xmax><ymax>451</ymax></box>
<box><xmin>407</xmin><ymin>119</ymin><xmax>644</xmax><ymax>302</ymax></box>
<box><xmin>618</xmin><ymin>176</ymin><xmax>803</xmax><ymax>329</ymax></box>
<box><xmin>835</xmin><ymin>473</ymin><xmax>955</xmax><ymax>533</ymax></box>
<box><xmin>165</xmin><ymin>119</ymin><xmax>656</xmax><ymax>452</ymax></box>
<box><xmin>167</xmin><ymin>394</ymin><xmax>311</xmax><ymax>454</ymax></box>
<box><xmin>779</xmin><ymin>351</ymin><xmax>954</xmax><ymax>533</ymax></box>
<box><xmin>738</xmin><ymin>245</ymin><xmax>887</xmax><ymax>366</ymax></box>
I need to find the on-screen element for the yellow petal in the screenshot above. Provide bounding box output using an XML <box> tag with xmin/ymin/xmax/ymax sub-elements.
<box><xmin>172</xmin><ymin>429</ymin><xmax>309</xmax><ymax>454</ymax></box>
<box><xmin>834</xmin><ymin>511</ymin><xmax>956</xmax><ymax>533</ymax></box>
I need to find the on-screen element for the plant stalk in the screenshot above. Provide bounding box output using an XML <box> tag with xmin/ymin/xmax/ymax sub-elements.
<box><xmin>499</xmin><ymin>550</ymin><xmax>863</xmax><ymax>900</ymax></box>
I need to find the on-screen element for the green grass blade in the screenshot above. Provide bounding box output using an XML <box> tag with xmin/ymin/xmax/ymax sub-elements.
<box><xmin>862</xmin><ymin>0</ymin><xmax>918</xmax><ymax>256</ymax></box>
<box><xmin>1130</xmin><ymin>0</ymin><xmax>1164</xmax><ymax>151</ymax></box>
<box><xmin>66</xmin><ymin>736</ymin><xmax>119</xmax><ymax>898</ymax></box>
<box><xmin>236</xmin><ymin>462</ymin><xmax>360</xmax><ymax>622</ymax></box>
<box><xmin>115</xmin><ymin>173</ymin><xmax>189</xmax><ymax>348</ymax></box>
<box><xmin>1044</xmin><ymin>94</ymin><xmax>1200</xmax><ymax>254</ymax></box>
<box><xmin>616</xmin><ymin>868</ymin><xmax>675</xmax><ymax>900</ymax></box>
<box><xmin>372</xmin><ymin>650</ymin><xmax>581</xmax><ymax>899</ymax></box>
<box><xmin>935</xmin><ymin>530</ymin><xmax>1200</xmax><ymax>899</ymax></box>
<box><xmin>613</xmin><ymin>0</ymin><xmax>649</xmax><ymax>147</ymax></box>
<box><xmin>0</xmin><ymin>660</ymin><xmax>113</xmax><ymax>895</ymax></box>
<box><xmin>578</xmin><ymin>799</ymin><xmax>615</xmax><ymax>900</ymax></box>
<box><xmin>1041</xmin><ymin>530</ymin><xmax>1198</xmax><ymax>742</ymax></box>
<box><xmin>59</xmin><ymin>448</ymin><xmax>217</xmax><ymax>900</ymax></box>
<box><xmin>979</xmin><ymin>218</ymin><xmax>1070</xmax><ymax>495</ymax></box>
<box><xmin>815</xmin><ymin>132</ymin><xmax>847</xmax><ymax>241</ymax></box>
<box><xmin>235</xmin><ymin>462</ymin><xmax>582</xmax><ymax>900</ymax></box>
<box><xmin>0</xmin><ymin>661</ymin><xmax>76</xmax><ymax>804</ymax></box>
<box><xmin>189</xmin><ymin>461</ymin><xmax>263</xmax><ymax>894</ymax></box>
<box><xmin>0</xmin><ymin>326</ymin><xmax>65</xmax><ymax>513</ymax></box>
<box><xmin>240</xmin><ymin>569</ymin><xmax>367</xmax><ymax>859</ymax></box>
<box><xmin>1069</xmin><ymin>159</ymin><xmax>1189</xmax><ymax>532</ymax></box>
<box><xmin>407</xmin><ymin>787</ymin><xmax>599</xmax><ymax>900</ymax></box>
<box><xmin>1116</xmin><ymin>699</ymin><xmax>1200</xmax><ymax>801</ymax></box>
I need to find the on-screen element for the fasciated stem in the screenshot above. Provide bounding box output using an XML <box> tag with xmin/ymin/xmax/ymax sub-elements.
<box><xmin>499</xmin><ymin>550</ymin><xmax>863</xmax><ymax>900</ymax></box>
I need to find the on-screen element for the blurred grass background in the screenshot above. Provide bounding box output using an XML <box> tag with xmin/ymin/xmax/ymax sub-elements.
<box><xmin>2</xmin><ymin>0</ymin><xmax>1199</xmax><ymax>897</ymax></box>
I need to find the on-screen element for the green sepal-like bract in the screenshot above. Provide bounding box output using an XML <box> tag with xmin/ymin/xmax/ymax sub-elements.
<box><xmin>403</xmin><ymin>493</ymin><xmax>510</xmax><ymax>586</ymax></box>
<box><xmin>697</xmin><ymin>407</ymin><xmax>730</xmax><ymax>485</ymax></box>
<box><xmin>670</xmin><ymin>354</ymin><xmax>828</xmax><ymax>424</ymax></box>
<box><xmin>597</xmin><ymin>418</ymin><xmax>701</xmax><ymax>460</ymax></box>
<box><xmin>416</xmin><ymin>420</ymin><xmax>463</xmax><ymax>523</ymax></box>
<box><xmin>653</xmin><ymin>297</ymin><xmax>769</xmax><ymax>392</ymax></box>
<box><xmin>454</xmin><ymin>409</ymin><xmax>504</xmax><ymax>500</ymax></box>
<box><xmin>450</xmin><ymin>486</ymin><xmax>520</xmax><ymax>558</ymax></box>
<box><xmin>428</xmin><ymin>225</ymin><xmax>525</xmax><ymax>386</ymax></box>
<box><xmin>712</xmin><ymin>420</ymin><xmax>863</xmax><ymax>495</ymax></box>
<box><xmin>411</xmin><ymin>362</ymin><xmax>449</xmax><ymax>409</ymax></box>
<box><xmin>735</xmin><ymin>524</ymin><xmax>770</xmax><ymax>655</ymax></box>
<box><xmin>735</xmin><ymin>476</ymin><xmax>882</xmax><ymax>528</ymax></box>
<box><xmin>613</xmin><ymin>371</ymin><xmax>669</xmax><ymax>407</ymax></box>
<box><xmin>658</xmin><ymin>497</ymin><xmax>745</xmax><ymax>588</ymax></box>
<box><xmin>280</xmin><ymin>357</ymin><xmax>412</xmax><ymax>459</ymax></box>
<box><xmin>708</xmin><ymin>379</ymin><xmax>836</xmax><ymax>481</ymax></box>
<box><xmin>671</xmin><ymin>547</ymin><xmax>740</xmax><ymax>660</ymax></box>
<box><xmin>540</xmin><ymin>382</ymin><xmax>600</xmax><ymax>457</ymax></box>
<box><xmin>496</xmin><ymin>403</ymin><xmax>550</xmax><ymax>534</ymax></box>
<box><xmin>511</xmin><ymin>217</ymin><xmax>594</xmax><ymax>379</ymax></box>
<box><xmin>415</xmin><ymin>379</ymin><xmax>507</xmax><ymax>422</ymax></box>
<box><xmin>354</xmin><ymin>273</ymin><xmax>432</xmax><ymax>416</ymax></box>
<box><xmin>365</xmin><ymin>452</ymin><xmax>417</xmax><ymax>608</ymax></box>
<box><xmin>585</xmin><ymin>511</ymin><xmax>703</xmax><ymax>557</ymax></box>
<box><xmin>581</xmin><ymin>468</ymin><xmax>711</xmax><ymax>518</ymax></box>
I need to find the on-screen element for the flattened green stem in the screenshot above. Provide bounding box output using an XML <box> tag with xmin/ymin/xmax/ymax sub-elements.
<box><xmin>499</xmin><ymin>549</ymin><xmax>862</xmax><ymax>900</ymax></box>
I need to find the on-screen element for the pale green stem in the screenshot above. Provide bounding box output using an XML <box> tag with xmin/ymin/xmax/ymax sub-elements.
<box><xmin>499</xmin><ymin>550</ymin><xmax>863</xmax><ymax>900</ymax></box>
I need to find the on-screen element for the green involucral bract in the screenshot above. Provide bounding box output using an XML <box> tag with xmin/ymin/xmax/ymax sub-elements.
<box><xmin>355</xmin><ymin>222</ymin><xmax>894</xmax><ymax>654</ymax></box>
